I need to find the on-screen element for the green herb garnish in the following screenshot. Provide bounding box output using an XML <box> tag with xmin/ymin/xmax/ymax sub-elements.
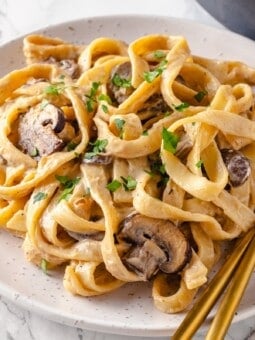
<box><xmin>162</xmin><ymin>127</ymin><xmax>179</xmax><ymax>154</ymax></box>
<box><xmin>114</xmin><ymin>118</ymin><xmax>125</xmax><ymax>138</ymax></box>
<box><xmin>101</xmin><ymin>104</ymin><xmax>108</xmax><ymax>113</ymax></box>
<box><xmin>85</xmin><ymin>81</ymin><xmax>101</xmax><ymax>112</ymax></box>
<box><xmin>194</xmin><ymin>90</ymin><xmax>208</xmax><ymax>102</ymax></box>
<box><xmin>174</xmin><ymin>102</ymin><xmax>190</xmax><ymax>111</ymax></box>
<box><xmin>142</xmin><ymin>130</ymin><xmax>149</xmax><ymax>136</ymax></box>
<box><xmin>41</xmin><ymin>258</ymin><xmax>49</xmax><ymax>275</ymax></box>
<box><xmin>196</xmin><ymin>160</ymin><xmax>204</xmax><ymax>168</ymax></box>
<box><xmin>33</xmin><ymin>192</ymin><xmax>48</xmax><ymax>204</ymax></box>
<box><xmin>112</xmin><ymin>74</ymin><xmax>131</xmax><ymax>88</ymax></box>
<box><xmin>106</xmin><ymin>179</ymin><xmax>122</xmax><ymax>192</ymax></box>
<box><xmin>44</xmin><ymin>82</ymin><xmax>65</xmax><ymax>96</ymax></box>
<box><xmin>84</xmin><ymin>139</ymin><xmax>108</xmax><ymax>159</ymax></box>
<box><xmin>98</xmin><ymin>93</ymin><xmax>112</xmax><ymax>104</ymax></box>
<box><xmin>143</xmin><ymin>60</ymin><xmax>167</xmax><ymax>83</ymax></box>
<box><xmin>148</xmin><ymin>156</ymin><xmax>169</xmax><ymax>187</ymax></box>
<box><xmin>56</xmin><ymin>175</ymin><xmax>80</xmax><ymax>201</ymax></box>
<box><xmin>120</xmin><ymin>175</ymin><xmax>137</xmax><ymax>191</ymax></box>
<box><xmin>66</xmin><ymin>141</ymin><xmax>78</xmax><ymax>151</ymax></box>
<box><xmin>154</xmin><ymin>50</ymin><xmax>166</xmax><ymax>59</ymax></box>
<box><xmin>164</xmin><ymin>111</ymin><xmax>171</xmax><ymax>117</ymax></box>
<box><xmin>30</xmin><ymin>147</ymin><xmax>39</xmax><ymax>157</ymax></box>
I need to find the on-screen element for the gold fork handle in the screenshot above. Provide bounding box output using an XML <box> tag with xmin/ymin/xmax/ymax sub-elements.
<box><xmin>171</xmin><ymin>228</ymin><xmax>255</xmax><ymax>340</ymax></box>
<box><xmin>205</xmin><ymin>233</ymin><xmax>255</xmax><ymax>340</ymax></box>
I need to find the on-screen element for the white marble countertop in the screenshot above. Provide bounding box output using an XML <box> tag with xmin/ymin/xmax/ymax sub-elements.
<box><xmin>0</xmin><ymin>0</ymin><xmax>255</xmax><ymax>339</ymax></box>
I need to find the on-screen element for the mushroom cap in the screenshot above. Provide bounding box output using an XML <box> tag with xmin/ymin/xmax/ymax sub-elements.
<box><xmin>221</xmin><ymin>148</ymin><xmax>251</xmax><ymax>187</ymax></box>
<box><xmin>107</xmin><ymin>62</ymin><xmax>133</xmax><ymax>104</ymax></box>
<box><xmin>82</xmin><ymin>154</ymin><xmax>113</xmax><ymax>165</ymax></box>
<box><xmin>117</xmin><ymin>213</ymin><xmax>191</xmax><ymax>280</ymax></box>
<box><xmin>18</xmin><ymin>103</ymin><xmax>66</xmax><ymax>158</ymax></box>
<box><xmin>39</xmin><ymin>103</ymin><xmax>65</xmax><ymax>133</ymax></box>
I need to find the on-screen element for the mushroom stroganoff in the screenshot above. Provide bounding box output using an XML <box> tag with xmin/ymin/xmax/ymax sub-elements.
<box><xmin>0</xmin><ymin>33</ymin><xmax>255</xmax><ymax>314</ymax></box>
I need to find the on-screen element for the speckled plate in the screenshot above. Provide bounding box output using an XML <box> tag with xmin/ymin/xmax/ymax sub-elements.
<box><xmin>0</xmin><ymin>15</ymin><xmax>255</xmax><ymax>337</ymax></box>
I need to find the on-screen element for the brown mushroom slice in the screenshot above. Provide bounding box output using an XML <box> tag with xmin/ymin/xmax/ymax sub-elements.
<box><xmin>66</xmin><ymin>230</ymin><xmax>104</xmax><ymax>241</ymax></box>
<box><xmin>221</xmin><ymin>148</ymin><xmax>251</xmax><ymax>187</ymax></box>
<box><xmin>117</xmin><ymin>214</ymin><xmax>191</xmax><ymax>280</ymax></box>
<box><xmin>123</xmin><ymin>240</ymin><xmax>167</xmax><ymax>280</ymax></box>
<box><xmin>39</xmin><ymin>103</ymin><xmax>65</xmax><ymax>133</ymax></box>
<box><xmin>139</xmin><ymin>93</ymin><xmax>171</xmax><ymax>118</ymax></box>
<box><xmin>107</xmin><ymin>61</ymin><xmax>134</xmax><ymax>104</ymax></box>
<box><xmin>45</xmin><ymin>56</ymin><xmax>80</xmax><ymax>79</ymax></box>
<box><xmin>58</xmin><ymin>59</ymin><xmax>80</xmax><ymax>79</ymax></box>
<box><xmin>83</xmin><ymin>154</ymin><xmax>113</xmax><ymax>165</ymax></box>
<box><xmin>18</xmin><ymin>104</ymin><xmax>66</xmax><ymax>158</ymax></box>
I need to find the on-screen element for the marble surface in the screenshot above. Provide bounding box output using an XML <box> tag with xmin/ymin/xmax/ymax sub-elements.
<box><xmin>0</xmin><ymin>0</ymin><xmax>254</xmax><ymax>339</ymax></box>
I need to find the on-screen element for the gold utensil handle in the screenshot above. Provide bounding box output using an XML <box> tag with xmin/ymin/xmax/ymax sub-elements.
<box><xmin>205</xmin><ymin>233</ymin><xmax>255</xmax><ymax>340</ymax></box>
<box><xmin>171</xmin><ymin>228</ymin><xmax>255</xmax><ymax>340</ymax></box>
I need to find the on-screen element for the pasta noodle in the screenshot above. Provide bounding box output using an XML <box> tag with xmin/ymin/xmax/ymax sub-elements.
<box><xmin>0</xmin><ymin>33</ymin><xmax>255</xmax><ymax>314</ymax></box>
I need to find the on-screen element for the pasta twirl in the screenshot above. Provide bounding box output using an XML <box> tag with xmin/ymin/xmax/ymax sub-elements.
<box><xmin>0</xmin><ymin>33</ymin><xmax>255</xmax><ymax>314</ymax></box>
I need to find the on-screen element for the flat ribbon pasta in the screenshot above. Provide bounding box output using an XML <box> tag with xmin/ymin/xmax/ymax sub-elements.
<box><xmin>0</xmin><ymin>33</ymin><xmax>254</xmax><ymax>316</ymax></box>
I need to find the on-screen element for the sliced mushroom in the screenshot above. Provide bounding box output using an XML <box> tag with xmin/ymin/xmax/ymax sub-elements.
<box><xmin>116</xmin><ymin>213</ymin><xmax>191</xmax><ymax>280</ymax></box>
<box><xmin>39</xmin><ymin>103</ymin><xmax>65</xmax><ymax>133</ymax></box>
<box><xmin>107</xmin><ymin>62</ymin><xmax>133</xmax><ymax>104</ymax></box>
<box><xmin>66</xmin><ymin>230</ymin><xmax>104</xmax><ymax>241</ymax></box>
<box><xmin>18</xmin><ymin>104</ymin><xmax>66</xmax><ymax>158</ymax></box>
<box><xmin>58</xmin><ymin>59</ymin><xmax>80</xmax><ymax>79</ymax></box>
<box><xmin>139</xmin><ymin>93</ymin><xmax>171</xmax><ymax>117</ymax></box>
<box><xmin>123</xmin><ymin>239</ymin><xmax>167</xmax><ymax>280</ymax></box>
<box><xmin>83</xmin><ymin>154</ymin><xmax>113</xmax><ymax>165</ymax></box>
<box><xmin>221</xmin><ymin>148</ymin><xmax>251</xmax><ymax>187</ymax></box>
<box><xmin>45</xmin><ymin>56</ymin><xmax>79</xmax><ymax>79</ymax></box>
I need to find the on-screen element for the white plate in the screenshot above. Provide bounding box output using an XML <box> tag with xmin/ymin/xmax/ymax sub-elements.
<box><xmin>0</xmin><ymin>15</ymin><xmax>255</xmax><ymax>337</ymax></box>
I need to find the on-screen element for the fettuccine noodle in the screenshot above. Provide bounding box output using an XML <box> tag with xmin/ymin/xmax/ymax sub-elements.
<box><xmin>0</xmin><ymin>33</ymin><xmax>255</xmax><ymax>313</ymax></box>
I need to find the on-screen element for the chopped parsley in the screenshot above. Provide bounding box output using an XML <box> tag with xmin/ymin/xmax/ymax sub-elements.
<box><xmin>84</xmin><ymin>139</ymin><xmax>108</xmax><ymax>159</ymax></box>
<box><xmin>147</xmin><ymin>156</ymin><xmax>169</xmax><ymax>187</ymax></box>
<box><xmin>56</xmin><ymin>175</ymin><xmax>80</xmax><ymax>201</ymax></box>
<box><xmin>66</xmin><ymin>141</ymin><xmax>78</xmax><ymax>151</ymax></box>
<box><xmin>154</xmin><ymin>50</ymin><xmax>166</xmax><ymax>59</ymax></box>
<box><xmin>196</xmin><ymin>159</ymin><xmax>204</xmax><ymax>168</ymax></box>
<box><xmin>174</xmin><ymin>102</ymin><xmax>190</xmax><ymax>111</ymax></box>
<box><xmin>98</xmin><ymin>93</ymin><xmax>112</xmax><ymax>104</ymax></box>
<box><xmin>112</xmin><ymin>74</ymin><xmax>131</xmax><ymax>88</ymax></box>
<box><xmin>164</xmin><ymin>111</ymin><xmax>171</xmax><ymax>117</ymax></box>
<box><xmin>120</xmin><ymin>175</ymin><xmax>137</xmax><ymax>191</ymax></box>
<box><xmin>30</xmin><ymin>147</ymin><xmax>39</xmax><ymax>157</ymax></box>
<box><xmin>41</xmin><ymin>258</ymin><xmax>49</xmax><ymax>275</ymax></box>
<box><xmin>114</xmin><ymin>118</ymin><xmax>125</xmax><ymax>138</ymax></box>
<box><xmin>162</xmin><ymin>127</ymin><xmax>179</xmax><ymax>154</ymax></box>
<box><xmin>143</xmin><ymin>59</ymin><xmax>167</xmax><ymax>83</ymax></box>
<box><xmin>194</xmin><ymin>90</ymin><xmax>208</xmax><ymax>102</ymax></box>
<box><xmin>106</xmin><ymin>176</ymin><xmax>137</xmax><ymax>192</ymax></box>
<box><xmin>101</xmin><ymin>104</ymin><xmax>109</xmax><ymax>113</ymax></box>
<box><xmin>142</xmin><ymin>130</ymin><xmax>149</xmax><ymax>136</ymax></box>
<box><xmin>85</xmin><ymin>81</ymin><xmax>101</xmax><ymax>112</ymax></box>
<box><xmin>44</xmin><ymin>82</ymin><xmax>65</xmax><ymax>96</ymax></box>
<box><xmin>106</xmin><ymin>179</ymin><xmax>122</xmax><ymax>192</ymax></box>
<box><xmin>33</xmin><ymin>192</ymin><xmax>48</xmax><ymax>204</ymax></box>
